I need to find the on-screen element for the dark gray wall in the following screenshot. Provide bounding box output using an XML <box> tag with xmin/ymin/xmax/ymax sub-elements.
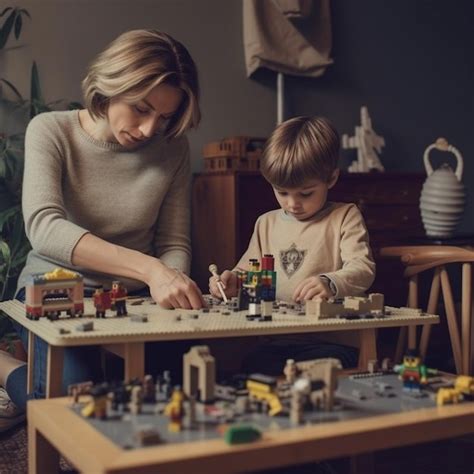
<box><xmin>276</xmin><ymin>1</ymin><xmax>474</xmax><ymax>232</ymax></box>
<box><xmin>3</xmin><ymin>0</ymin><xmax>276</xmax><ymax>173</ymax></box>
<box><xmin>3</xmin><ymin>0</ymin><xmax>473</xmax><ymax>232</ymax></box>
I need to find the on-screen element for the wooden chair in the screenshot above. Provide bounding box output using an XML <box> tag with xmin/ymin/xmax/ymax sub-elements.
<box><xmin>380</xmin><ymin>245</ymin><xmax>474</xmax><ymax>374</ymax></box>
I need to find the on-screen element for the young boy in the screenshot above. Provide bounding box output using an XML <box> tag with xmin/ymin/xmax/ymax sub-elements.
<box><xmin>209</xmin><ymin>116</ymin><xmax>376</xmax><ymax>373</ymax></box>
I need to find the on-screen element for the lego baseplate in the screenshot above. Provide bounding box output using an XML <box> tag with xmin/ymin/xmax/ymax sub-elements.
<box><xmin>0</xmin><ymin>298</ymin><xmax>439</xmax><ymax>347</ymax></box>
<box><xmin>71</xmin><ymin>373</ymin><xmax>464</xmax><ymax>449</ymax></box>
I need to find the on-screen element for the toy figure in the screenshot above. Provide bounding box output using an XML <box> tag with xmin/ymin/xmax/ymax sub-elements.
<box><xmin>208</xmin><ymin>264</ymin><xmax>228</xmax><ymax>302</ymax></box>
<box><xmin>93</xmin><ymin>286</ymin><xmax>111</xmax><ymax>318</ymax></box>
<box><xmin>110</xmin><ymin>280</ymin><xmax>128</xmax><ymax>316</ymax></box>
<box><xmin>129</xmin><ymin>385</ymin><xmax>143</xmax><ymax>415</ymax></box>
<box><xmin>162</xmin><ymin>370</ymin><xmax>172</xmax><ymax>399</ymax></box>
<box><xmin>164</xmin><ymin>386</ymin><xmax>185</xmax><ymax>432</ymax></box>
<box><xmin>142</xmin><ymin>374</ymin><xmax>156</xmax><ymax>403</ymax></box>
<box><xmin>394</xmin><ymin>349</ymin><xmax>436</xmax><ymax>393</ymax></box>
<box><xmin>81</xmin><ymin>383</ymin><xmax>110</xmax><ymax>419</ymax></box>
<box><xmin>283</xmin><ymin>358</ymin><xmax>297</xmax><ymax>384</ymax></box>
<box><xmin>342</xmin><ymin>106</ymin><xmax>385</xmax><ymax>172</ymax></box>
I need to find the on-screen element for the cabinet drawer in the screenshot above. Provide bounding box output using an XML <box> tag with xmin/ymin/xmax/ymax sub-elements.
<box><xmin>330</xmin><ymin>173</ymin><xmax>425</xmax><ymax>205</ymax></box>
<box><xmin>361</xmin><ymin>205</ymin><xmax>423</xmax><ymax>232</ymax></box>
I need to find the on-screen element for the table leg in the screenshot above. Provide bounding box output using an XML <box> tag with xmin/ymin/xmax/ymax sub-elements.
<box><xmin>358</xmin><ymin>328</ymin><xmax>377</xmax><ymax>370</ymax></box>
<box><xmin>420</xmin><ymin>268</ymin><xmax>441</xmax><ymax>360</ymax></box>
<box><xmin>28</xmin><ymin>416</ymin><xmax>59</xmax><ymax>474</ymax></box>
<box><xmin>46</xmin><ymin>345</ymin><xmax>64</xmax><ymax>398</ymax></box>
<box><xmin>27</xmin><ymin>332</ymin><xmax>35</xmax><ymax>394</ymax></box>
<box><xmin>123</xmin><ymin>342</ymin><xmax>145</xmax><ymax>381</ymax></box>
<box><xmin>394</xmin><ymin>327</ymin><xmax>407</xmax><ymax>363</ymax></box>
<box><xmin>440</xmin><ymin>266</ymin><xmax>463</xmax><ymax>374</ymax></box>
<box><xmin>350</xmin><ymin>452</ymin><xmax>375</xmax><ymax>474</ymax></box>
<box><xmin>408</xmin><ymin>274</ymin><xmax>418</xmax><ymax>350</ymax></box>
<box><xmin>462</xmin><ymin>263</ymin><xmax>472</xmax><ymax>374</ymax></box>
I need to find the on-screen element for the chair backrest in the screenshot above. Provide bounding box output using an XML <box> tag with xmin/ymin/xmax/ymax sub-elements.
<box><xmin>380</xmin><ymin>246</ymin><xmax>474</xmax><ymax>277</ymax></box>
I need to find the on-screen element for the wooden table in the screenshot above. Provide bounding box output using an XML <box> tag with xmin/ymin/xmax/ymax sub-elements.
<box><xmin>0</xmin><ymin>299</ymin><xmax>439</xmax><ymax>397</ymax></box>
<box><xmin>28</xmin><ymin>395</ymin><xmax>474</xmax><ymax>474</ymax></box>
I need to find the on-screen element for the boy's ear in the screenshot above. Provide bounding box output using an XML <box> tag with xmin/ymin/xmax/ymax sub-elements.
<box><xmin>328</xmin><ymin>169</ymin><xmax>340</xmax><ymax>189</ymax></box>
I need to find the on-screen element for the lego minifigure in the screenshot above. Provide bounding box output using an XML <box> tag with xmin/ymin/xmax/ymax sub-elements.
<box><xmin>128</xmin><ymin>385</ymin><xmax>143</xmax><ymax>415</ymax></box>
<box><xmin>162</xmin><ymin>370</ymin><xmax>172</xmax><ymax>399</ymax></box>
<box><xmin>290</xmin><ymin>379</ymin><xmax>308</xmax><ymax>425</ymax></box>
<box><xmin>142</xmin><ymin>375</ymin><xmax>155</xmax><ymax>403</ymax></box>
<box><xmin>81</xmin><ymin>383</ymin><xmax>109</xmax><ymax>419</ymax></box>
<box><xmin>283</xmin><ymin>359</ymin><xmax>298</xmax><ymax>384</ymax></box>
<box><xmin>394</xmin><ymin>349</ymin><xmax>436</xmax><ymax>394</ymax></box>
<box><xmin>93</xmin><ymin>286</ymin><xmax>111</xmax><ymax>318</ymax></box>
<box><xmin>164</xmin><ymin>386</ymin><xmax>186</xmax><ymax>432</ymax></box>
<box><xmin>235</xmin><ymin>255</ymin><xmax>277</xmax><ymax>317</ymax></box>
<box><xmin>110</xmin><ymin>280</ymin><xmax>128</xmax><ymax>316</ymax></box>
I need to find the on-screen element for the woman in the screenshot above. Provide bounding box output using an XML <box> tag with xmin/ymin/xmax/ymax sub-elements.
<box><xmin>0</xmin><ymin>29</ymin><xmax>204</xmax><ymax>428</ymax></box>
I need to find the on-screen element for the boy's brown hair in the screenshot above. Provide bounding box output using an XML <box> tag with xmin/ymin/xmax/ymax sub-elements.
<box><xmin>260</xmin><ymin>116</ymin><xmax>340</xmax><ymax>187</ymax></box>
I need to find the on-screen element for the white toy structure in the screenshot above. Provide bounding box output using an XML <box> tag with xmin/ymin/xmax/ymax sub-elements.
<box><xmin>183</xmin><ymin>345</ymin><xmax>216</xmax><ymax>402</ymax></box>
<box><xmin>306</xmin><ymin>293</ymin><xmax>384</xmax><ymax>320</ymax></box>
<box><xmin>342</xmin><ymin>106</ymin><xmax>385</xmax><ymax>172</ymax></box>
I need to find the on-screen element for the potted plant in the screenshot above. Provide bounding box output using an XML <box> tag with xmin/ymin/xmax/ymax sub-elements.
<box><xmin>0</xmin><ymin>7</ymin><xmax>80</xmax><ymax>355</ymax></box>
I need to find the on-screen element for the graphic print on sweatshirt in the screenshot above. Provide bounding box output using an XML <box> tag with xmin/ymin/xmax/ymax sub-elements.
<box><xmin>280</xmin><ymin>243</ymin><xmax>307</xmax><ymax>278</ymax></box>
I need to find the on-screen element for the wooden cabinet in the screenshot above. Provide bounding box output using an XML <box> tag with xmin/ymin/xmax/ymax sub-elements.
<box><xmin>328</xmin><ymin>172</ymin><xmax>425</xmax><ymax>251</ymax></box>
<box><xmin>191</xmin><ymin>171</ymin><xmax>425</xmax><ymax>304</ymax></box>
<box><xmin>191</xmin><ymin>172</ymin><xmax>276</xmax><ymax>291</ymax></box>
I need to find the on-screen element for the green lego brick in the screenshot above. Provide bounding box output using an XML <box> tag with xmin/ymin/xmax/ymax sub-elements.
<box><xmin>224</xmin><ymin>424</ymin><xmax>262</xmax><ymax>445</ymax></box>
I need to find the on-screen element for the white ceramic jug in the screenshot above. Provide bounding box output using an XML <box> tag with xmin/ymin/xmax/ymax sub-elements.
<box><xmin>419</xmin><ymin>138</ymin><xmax>465</xmax><ymax>238</ymax></box>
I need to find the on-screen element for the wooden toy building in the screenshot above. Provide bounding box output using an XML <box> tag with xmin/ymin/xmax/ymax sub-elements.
<box><xmin>202</xmin><ymin>136</ymin><xmax>266</xmax><ymax>173</ymax></box>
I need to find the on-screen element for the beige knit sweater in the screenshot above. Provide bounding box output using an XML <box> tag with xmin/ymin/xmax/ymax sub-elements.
<box><xmin>235</xmin><ymin>202</ymin><xmax>376</xmax><ymax>348</ymax></box>
<box><xmin>236</xmin><ymin>202</ymin><xmax>376</xmax><ymax>301</ymax></box>
<box><xmin>17</xmin><ymin>110</ymin><xmax>191</xmax><ymax>292</ymax></box>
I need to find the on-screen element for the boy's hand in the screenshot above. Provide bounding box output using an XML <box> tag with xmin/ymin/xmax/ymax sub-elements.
<box><xmin>209</xmin><ymin>270</ymin><xmax>238</xmax><ymax>299</ymax></box>
<box><xmin>293</xmin><ymin>276</ymin><xmax>333</xmax><ymax>302</ymax></box>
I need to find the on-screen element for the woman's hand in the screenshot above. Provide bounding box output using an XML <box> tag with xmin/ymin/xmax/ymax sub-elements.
<box><xmin>148</xmin><ymin>263</ymin><xmax>205</xmax><ymax>309</ymax></box>
<box><xmin>293</xmin><ymin>276</ymin><xmax>333</xmax><ymax>302</ymax></box>
<box><xmin>209</xmin><ymin>270</ymin><xmax>238</xmax><ymax>299</ymax></box>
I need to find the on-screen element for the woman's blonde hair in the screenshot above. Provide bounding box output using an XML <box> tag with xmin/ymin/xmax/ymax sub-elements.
<box><xmin>261</xmin><ymin>116</ymin><xmax>340</xmax><ymax>187</ymax></box>
<box><xmin>82</xmin><ymin>29</ymin><xmax>200</xmax><ymax>139</ymax></box>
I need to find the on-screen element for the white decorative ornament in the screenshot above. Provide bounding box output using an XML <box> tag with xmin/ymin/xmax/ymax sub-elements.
<box><xmin>419</xmin><ymin>138</ymin><xmax>465</xmax><ymax>238</ymax></box>
<box><xmin>342</xmin><ymin>106</ymin><xmax>385</xmax><ymax>173</ymax></box>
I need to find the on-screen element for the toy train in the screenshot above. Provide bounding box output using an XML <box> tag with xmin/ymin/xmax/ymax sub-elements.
<box><xmin>25</xmin><ymin>268</ymin><xmax>84</xmax><ymax>320</ymax></box>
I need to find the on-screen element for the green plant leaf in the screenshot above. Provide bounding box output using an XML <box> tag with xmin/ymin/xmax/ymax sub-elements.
<box><xmin>0</xmin><ymin>7</ymin><xmax>13</xmax><ymax>18</ymax></box>
<box><xmin>0</xmin><ymin>239</ymin><xmax>11</xmax><ymax>264</ymax></box>
<box><xmin>19</xmin><ymin>9</ymin><xmax>31</xmax><ymax>19</ymax></box>
<box><xmin>5</xmin><ymin>133</ymin><xmax>25</xmax><ymax>149</ymax></box>
<box><xmin>0</xmin><ymin>239</ymin><xmax>12</xmax><ymax>300</ymax></box>
<box><xmin>0</xmin><ymin>78</ymin><xmax>24</xmax><ymax>101</ymax></box>
<box><xmin>0</xmin><ymin>156</ymin><xmax>5</xmax><ymax>180</ymax></box>
<box><xmin>14</xmin><ymin>13</ymin><xmax>22</xmax><ymax>40</ymax></box>
<box><xmin>0</xmin><ymin>9</ymin><xmax>17</xmax><ymax>49</ymax></box>
<box><xmin>0</xmin><ymin>205</ymin><xmax>20</xmax><ymax>230</ymax></box>
<box><xmin>8</xmin><ymin>211</ymin><xmax>25</xmax><ymax>252</ymax></box>
<box><xmin>30</xmin><ymin>61</ymin><xmax>43</xmax><ymax>118</ymax></box>
<box><xmin>4</xmin><ymin>148</ymin><xmax>23</xmax><ymax>195</ymax></box>
<box><xmin>11</xmin><ymin>241</ymin><xmax>30</xmax><ymax>271</ymax></box>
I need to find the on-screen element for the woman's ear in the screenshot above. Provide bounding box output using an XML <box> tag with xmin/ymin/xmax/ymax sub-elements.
<box><xmin>328</xmin><ymin>168</ymin><xmax>340</xmax><ymax>189</ymax></box>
